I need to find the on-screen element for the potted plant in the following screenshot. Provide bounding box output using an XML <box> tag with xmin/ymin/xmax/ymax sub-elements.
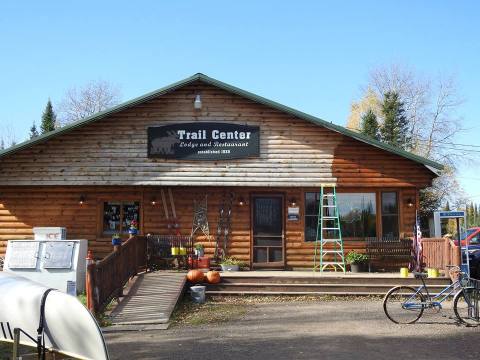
<box><xmin>220</xmin><ymin>257</ymin><xmax>243</xmax><ymax>271</ymax></box>
<box><xmin>111</xmin><ymin>233</ymin><xmax>122</xmax><ymax>246</ymax></box>
<box><xmin>346</xmin><ymin>251</ymin><xmax>368</xmax><ymax>272</ymax></box>
<box><xmin>128</xmin><ymin>219</ymin><xmax>138</xmax><ymax>236</ymax></box>
<box><xmin>194</xmin><ymin>243</ymin><xmax>205</xmax><ymax>257</ymax></box>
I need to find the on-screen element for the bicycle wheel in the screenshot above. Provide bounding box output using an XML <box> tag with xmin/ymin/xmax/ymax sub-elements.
<box><xmin>383</xmin><ymin>286</ymin><xmax>425</xmax><ymax>324</ymax></box>
<box><xmin>454</xmin><ymin>288</ymin><xmax>480</xmax><ymax>326</ymax></box>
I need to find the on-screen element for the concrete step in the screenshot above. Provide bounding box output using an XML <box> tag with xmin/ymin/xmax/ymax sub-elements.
<box><xmin>206</xmin><ymin>282</ymin><xmax>448</xmax><ymax>294</ymax></box>
<box><xmin>218</xmin><ymin>275</ymin><xmax>450</xmax><ymax>286</ymax></box>
<box><xmin>205</xmin><ymin>290</ymin><xmax>451</xmax><ymax>297</ymax></box>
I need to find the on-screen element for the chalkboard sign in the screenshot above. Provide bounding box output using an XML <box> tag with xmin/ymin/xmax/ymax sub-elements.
<box><xmin>8</xmin><ymin>241</ymin><xmax>40</xmax><ymax>269</ymax></box>
<box><xmin>148</xmin><ymin>123</ymin><xmax>260</xmax><ymax>160</ymax></box>
<box><xmin>43</xmin><ymin>242</ymin><xmax>75</xmax><ymax>269</ymax></box>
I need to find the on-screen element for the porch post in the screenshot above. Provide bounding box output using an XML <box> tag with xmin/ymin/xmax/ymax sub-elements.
<box><xmin>86</xmin><ymin>250</ymin><xmax>96</xmax><ymax>313</ymax></box>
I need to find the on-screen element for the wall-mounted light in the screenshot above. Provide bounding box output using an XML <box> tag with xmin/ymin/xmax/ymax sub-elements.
<box><xmin>79</xmin><ymin>195</ymin><xmax>86</xmax><ymax>206</ymax></box>
<box><xmin>238</xmin><ymin>197</ymin><xmax>245</xmax><ymax>206</ymax></box>
<box><xmin>150</xmin><ymin>197</ymin><xmax>157</xmax><ymax>206</ymax></box>
<box><xmin>194</xmin><ymin>94</ymin><xmax>202</xmax><ymax>110</ymax></box>
<box><xmin>289</xmin><ymin>198</ymin><xmax>297</xmax><ymax>207</ymax></box>
<box><xmin>406</xmin><ymin>198</ymin><xmax>414</xmax><ymax>208</ymax></box>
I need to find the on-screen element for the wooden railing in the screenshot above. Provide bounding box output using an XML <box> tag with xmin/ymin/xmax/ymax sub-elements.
<box><xmin>86</xmin><ymin>235</ymin><xmax>147</xmax><ymax>314</ymax></box>
<box><xmin>146</xmin><ymin>235</ymin><xmax>193</xmax><ymax>270</ymax></box>
<box><xmin>421</xmin><ymin>237</ymin><xmax>460</xmax><ymax>271</ymax></box>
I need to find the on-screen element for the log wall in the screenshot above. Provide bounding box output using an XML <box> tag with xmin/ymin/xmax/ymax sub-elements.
<box><xmin>0</xmin><ymin>185</ymin><xmax>418</xmax><ymax>267</ymax></box>
<box><xmin>0</xmin><ymin>82</ymin><xmax>434</xmax><ymax>188</ymax></box>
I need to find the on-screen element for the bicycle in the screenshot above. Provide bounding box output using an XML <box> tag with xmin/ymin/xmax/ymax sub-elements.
<box><xmin>383</xmin><ymin>266</ymin><xmax>480</xmax><ymax>325</ymax></box>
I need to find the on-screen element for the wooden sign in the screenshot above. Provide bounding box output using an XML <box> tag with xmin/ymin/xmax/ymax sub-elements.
<box><xmin>148</xmin><ymin>123</ymin><xmax>260</xmax><ymax>160</ymax></box>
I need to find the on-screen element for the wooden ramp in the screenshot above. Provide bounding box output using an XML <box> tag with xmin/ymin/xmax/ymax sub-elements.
<box><xmin>109</xmin><ymin>271</ymin><xmax>186</xmax><ymax>326</ymax></box>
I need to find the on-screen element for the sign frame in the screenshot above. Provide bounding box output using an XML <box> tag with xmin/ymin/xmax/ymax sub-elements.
<box><xmin>147</xmin><ymin>122</ymin><xmax>260</xmax><ymax>160</ymax></box>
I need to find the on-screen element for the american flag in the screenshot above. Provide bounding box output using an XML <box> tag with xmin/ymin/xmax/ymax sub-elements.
<box><xmin>410</xmin><ymin>211</ymin><xmax>423</xmax><ymax>272</ymax></box>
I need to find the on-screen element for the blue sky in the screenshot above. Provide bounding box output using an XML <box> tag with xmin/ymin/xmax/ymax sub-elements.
<box><xmin>0</xmin><ymin>1</ymin><xmax>479</xmax><ymax>199</ymax></box>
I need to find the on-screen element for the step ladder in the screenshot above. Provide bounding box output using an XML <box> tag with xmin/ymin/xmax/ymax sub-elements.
<box><xmin>313</xmin><ymin>185</ymin><xmax>346</xmax><ymax>272</ymax></box>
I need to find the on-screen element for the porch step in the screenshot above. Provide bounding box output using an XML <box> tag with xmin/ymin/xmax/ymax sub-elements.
<box><xmin>206</xmin><ymin>282</ymin><xmax>448</xmax><ymax>294</ymax></box>
<box><xmin>218</xmin><ymin>275</ymin><xmax>450</xmax><ymax>285</ymax></box>
<box><xmin>205</xmin><ymin>290</ymin><xmax>451</xmax><ymax>297</ymax></box>
<box><xmin>203</xmin><ymin>272</ymin><xmax>451</xmax><ymax>296</ymax></box>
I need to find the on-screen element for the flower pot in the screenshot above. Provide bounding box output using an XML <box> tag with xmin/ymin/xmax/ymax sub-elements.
<box><xmin>194</xmin><ymin>248</ymin><xmax>205</xmax><ymax>257</ymax></box>
<box><xmin>111</xmin><ymin>238</ymin><xmax>122</xmax><ymax>246</ymax></box>
<box><xmin>221</xmin><ymin>264</ymin><xmax>239</xmax><ymax>271</ymax></box>
<box><xmin>350</xmin><ymin>263</ymin><xmax>366</xmax><ymax>273</ymax></box>
<box><xmin>128</xmin><ymin>228</ymin><xmax>138</xmax><ymax>236</ymax></box>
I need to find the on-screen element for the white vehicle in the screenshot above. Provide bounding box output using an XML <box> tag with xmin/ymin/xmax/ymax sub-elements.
<box><xmin>0</xmin><ymin>272</ymin><xmax>109</xmax><ymax>360</ymax></box>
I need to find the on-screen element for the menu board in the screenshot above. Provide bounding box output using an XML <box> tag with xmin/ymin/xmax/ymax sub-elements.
<box><xmin>8</xmin><ymin>241</ymin><xmax>40</xmax><ymax>269</ymax></box>
<box><xmin>43</xmin><ymin>241</ymin><xmax>75</xmax><ymax>269</ymax></box>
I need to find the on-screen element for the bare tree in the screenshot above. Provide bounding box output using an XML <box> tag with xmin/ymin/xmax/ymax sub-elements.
<box><xmin>57</xmin><ymin>80</ymin><xmax>122</xmax><ymax>125</ymax></box>
<box><xmin>349</xmin><ymin>63</ymin><xmax>467</xmax><ymax>213</ymax></box>
<box><xmin>0</xmin><ymin>123</ymin><xmax>18</xmax><ymax>149</ymax></box>
<box><xmin>350</xmin><ymin>64</ymin><xmax>465</xmax><ymax>166</ymax></box>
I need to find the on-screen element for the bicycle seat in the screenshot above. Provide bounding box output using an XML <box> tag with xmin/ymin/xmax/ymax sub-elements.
<box><xmin>413</xmin><ymin>272</ymin><xmax>428</xmax><ymax>279</ymax></box>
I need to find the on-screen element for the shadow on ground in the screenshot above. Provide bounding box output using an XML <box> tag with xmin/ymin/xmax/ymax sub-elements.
<box><xmin>105</xmin><ymin>300</ymin><xmax>479</xmax><ymax>360</ymax></box>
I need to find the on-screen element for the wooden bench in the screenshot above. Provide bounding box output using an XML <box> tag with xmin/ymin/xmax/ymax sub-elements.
<box><xmin>366</xmin><ymin>238</ymin><xmax>413</xmax><ymax>271</ymax></box>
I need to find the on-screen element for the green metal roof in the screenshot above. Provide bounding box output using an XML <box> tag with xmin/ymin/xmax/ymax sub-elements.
<box><xmin>0</xmin><ymin>73</ymin><xmax>443</xmax><ymax>172</ymax></box>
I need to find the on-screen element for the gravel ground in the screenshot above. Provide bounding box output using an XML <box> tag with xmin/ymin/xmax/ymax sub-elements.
<box><xmin>105</xmin><ymin>299</ymin><xmax>480</xmax><ymax>360</ymax></box>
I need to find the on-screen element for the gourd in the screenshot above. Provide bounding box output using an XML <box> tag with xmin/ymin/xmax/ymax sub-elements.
<box><xmin>206</xmin><ymin>270</ymin><xmax>221</xmax><ymax>284</ymax></box>
<box><xmin>186</xmin><ymin>269</ymin><xmax>205</xmax><ymax>283</ymax></box>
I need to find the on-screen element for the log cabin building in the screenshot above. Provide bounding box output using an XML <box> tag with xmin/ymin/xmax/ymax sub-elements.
<box><xmin>0</xmin><ymin>73</ymin><xmax>443</xmax><ymax>269</ymax></box>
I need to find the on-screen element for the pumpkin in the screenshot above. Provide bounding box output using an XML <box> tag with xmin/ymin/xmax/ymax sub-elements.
<box><xmin>186</xmin><ymin>269</ymin><xmax>205</xmax><ymax>283</ymax></box>
<box><xmin>206</xmin><ymin>270</ymin><xmax>221</xmax><ymax>284</ymax></box>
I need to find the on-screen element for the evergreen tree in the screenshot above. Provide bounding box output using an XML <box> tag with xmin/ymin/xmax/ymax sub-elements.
<box><xmin>444</xmin><ymin>201</ymin><xmax>451</xmax><ymax>211</ymax></box>
<box><xmin>360</xmin><ymin>108</ymin><xmax>379</xmax><ymax>140</ymax></box>
<box><xmin>380</xmin><ymin>91</ymin><xmax>410</xmax><ymax>149</ymax></box>
<box><xmin>29</xmin><ymin>121</ymin><xmax>39</xmax><ymax>139</ymax></box>
<box><xmin>468</xmin><ymin>202</ymin><xmax>475</xmax><ymax>227</ymax></box>
<box><xmin>475</xmin><ymin>204</ymin><xmax>480</xmax><ymax>226</ymax></box>
<box><xmin>40</xmin><ymin>99</ymin><xmax>57</xmax><ymax>134</ymax></box>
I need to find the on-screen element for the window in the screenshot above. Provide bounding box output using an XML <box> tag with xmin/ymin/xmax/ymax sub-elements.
<box><xmin>337</xmin><ymin>193</ymin><xmax>376</xmax><ymax>238</ymax></box>
<box><xmin>102</xmin><ymin>201</ymin><xmax>140</xmax><ymax>235</ymax></box>
<box><xmin>469</xmin><ymin>231</ymin><xmax>480</xmax><ymax>245</ymax></box>
<box><xmin>381</xmin><ymin>192</ymin><xmax>399</xmax><ymax>239</ymax></box>
<box><xmin>304</xmin><ymin>192</ymin><xmax>376</xmax><ymax>241</ymax></box>
<box><xmin>304</xmin><ymin>192</ymin><xmax>321</xmax><ymax>242</ymax></box>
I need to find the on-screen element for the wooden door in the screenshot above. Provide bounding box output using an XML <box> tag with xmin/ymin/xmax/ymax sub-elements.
<box><xmin>252</xmin><ymin>195</ymin><xmax>284</xmax><ymax>268</ymax></box>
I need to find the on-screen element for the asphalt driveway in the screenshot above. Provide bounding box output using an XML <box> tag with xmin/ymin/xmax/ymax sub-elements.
<box><xmin>105</xmin><ymin>299</ymin><xmax>479</xmax><ymax>360</ymax></box>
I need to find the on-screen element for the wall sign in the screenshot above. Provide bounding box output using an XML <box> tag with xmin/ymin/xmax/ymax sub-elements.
<box><xmin>148</xmin><ymin>123</ymin><xmax>260</xmax><ymax>160</ymax></box>
<box><xmin>288</xmin><ymin>207</ymin><xmax>300</xmax><ymax>221</ymax></box>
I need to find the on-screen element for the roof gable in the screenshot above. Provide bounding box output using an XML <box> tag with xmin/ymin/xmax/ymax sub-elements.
<box><xmin>0</xmin><ymin>73</ymin><xmax>443</xmax><ymax>172</ymax></box>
